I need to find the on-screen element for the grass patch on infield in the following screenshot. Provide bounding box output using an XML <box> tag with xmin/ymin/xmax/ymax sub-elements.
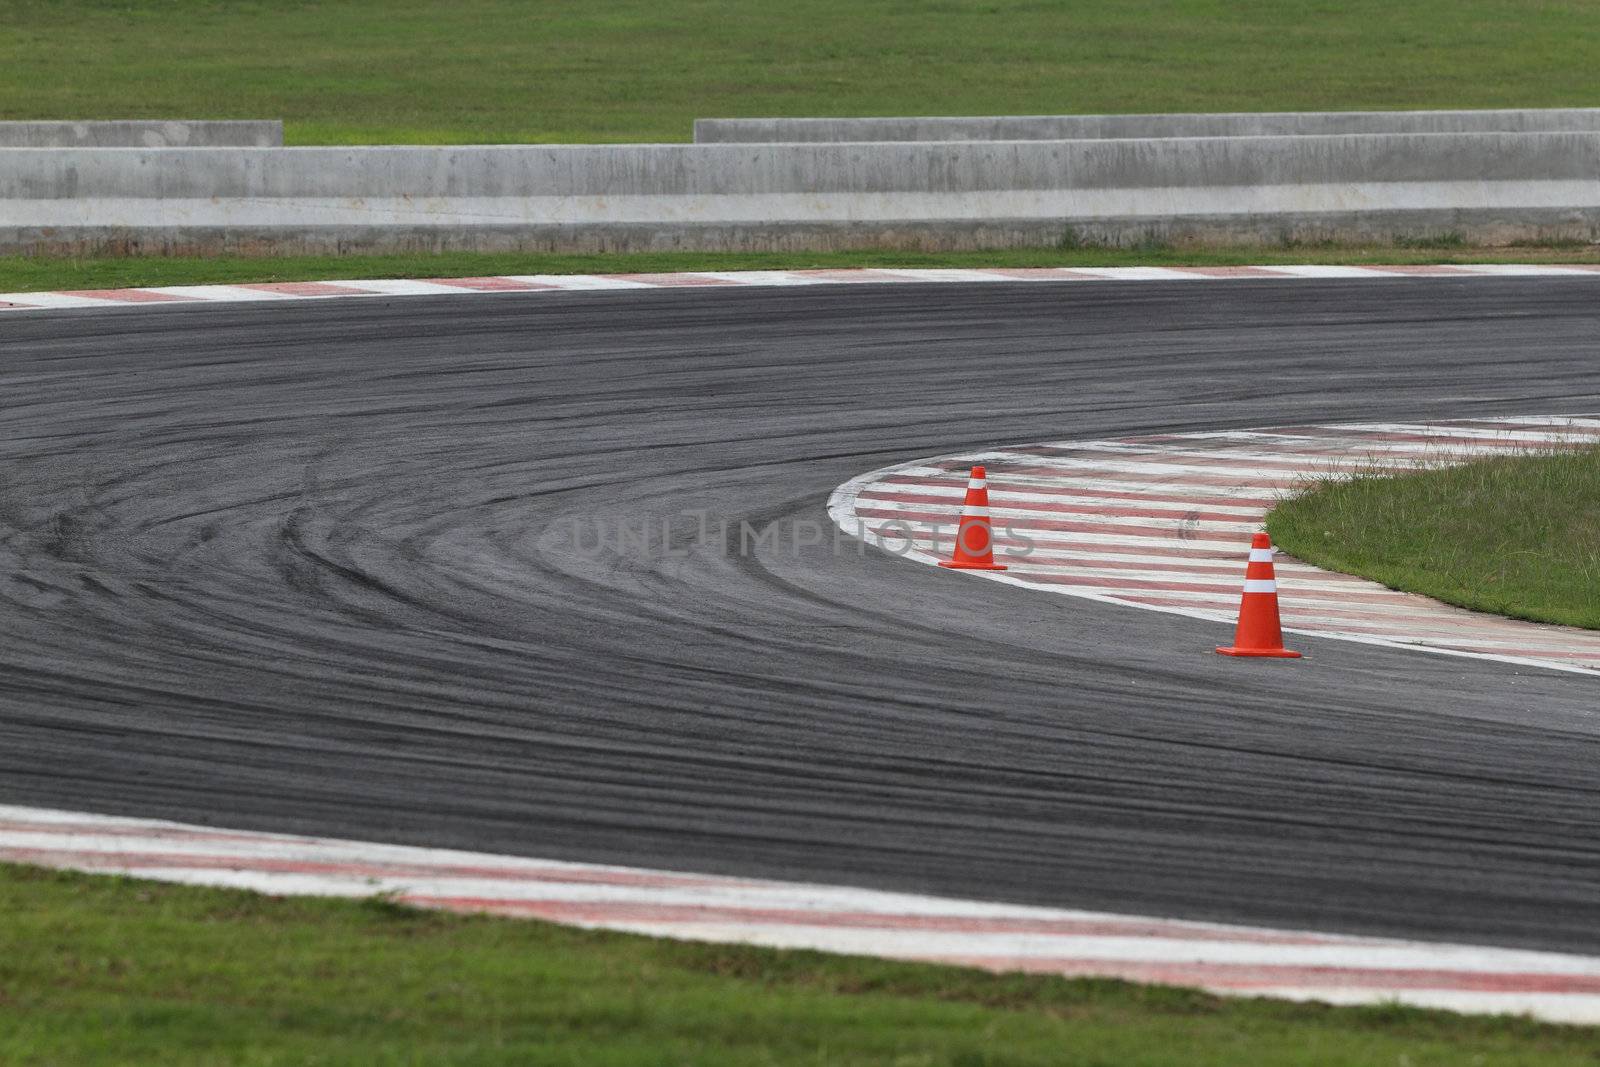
<box><xmin>1268</xmin><ymin>446</ymin><xmax>1600</xmax><ymax>630</ymax></box>
<box><xmin>0</xmin><ymin>243</ymin><xmax>1596</xmax><ymax>295</ymax></box>
<box><xmin>4</xmin><ymin>1</ymin><xmax>1600</xmax><ymax>144</ymax></box>
<box><xmin>1</xmin><ymin>863</ymin><xmax>1597</xmax><ymax>1066</ymax></box>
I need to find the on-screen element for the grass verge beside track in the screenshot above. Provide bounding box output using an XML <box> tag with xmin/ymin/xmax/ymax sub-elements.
<box><xmin>1</xmin><ymin>244</ymin><xmax>1596</xmax><ymax>294</ymax></box>
<box><xmin>4</xmin><ymin>1</ymin><xmax>1599</xmax><ymax>144</ymax></box>
<box><xmin>1268</xmin><ymin>448</ymin><xmax>1600</xmax><ymax>630</ymax></box>
<box><xmin>2</xmin><ymin>864</ymin><xmax>1596</xmax><ymax>1066</ymax></box>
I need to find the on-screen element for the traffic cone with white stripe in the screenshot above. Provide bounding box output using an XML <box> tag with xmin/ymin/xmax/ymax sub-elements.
<box><xmin>939</xmin><ymin>465</ymin><xmax>1007</xmax><ymax>571</ymax></box>
<box><xmin>1216</xmin><ymin>532</ymin><xmax>1301</xmax><ymax>658</ymax></box>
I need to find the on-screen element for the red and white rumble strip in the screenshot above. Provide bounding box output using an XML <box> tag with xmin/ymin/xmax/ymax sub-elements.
<box><xmin>2</xmin><ymin>263</ymin><xmax>1599</xmax><ymax>311</ymax></box>
<box><xmin>5</xmin><ymin>803</ymin><xmax>1600</xmax><ymax>1022</ymax></box>
<box><xmin>830</xmin><ymin>416</ymin><xmax>1600</xmax><ymax>676</ymax></box>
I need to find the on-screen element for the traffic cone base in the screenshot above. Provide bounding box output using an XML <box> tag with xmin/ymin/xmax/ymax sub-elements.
<box><xmin>1216</xmin><ymin>645</ymin><xmax>1301</xmax><ymax>658</ymax></box>
<box><xmin>939</xmin><ymin>559</ymin><xmax>1007</xmax><ymax>571</ymax></box>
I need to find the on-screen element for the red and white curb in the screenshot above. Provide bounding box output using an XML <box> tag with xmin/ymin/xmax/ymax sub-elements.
<box><xmin>5</xmin><ymin>804</ymin><xmax>1600</xmax><ymax>1023</ymax></box>
<box><xmin>830</xmin><ymin>415</ymin><xmax>1600</xmax><ymax>676</ymax></box>
<box><xmin>2</xmin><ymin>263</ymin><xmax>1599</xmax><ymax>311</ymax></box>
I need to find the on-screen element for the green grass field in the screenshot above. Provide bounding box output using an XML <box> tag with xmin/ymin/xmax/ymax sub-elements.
<box><xmin>4</xmin><ymin>0</ymin><xmax>1600</xmax><ymax>145</ymax></box>
<box><xmin>3</xmin><ymin>862</ymin><xmax>1597</xmax><ymax>1066</ymax></box>
<box><xmin>1268</xmin><ymin>447</ymin><xmax>1600</xmax><ymax>630</ymax></box>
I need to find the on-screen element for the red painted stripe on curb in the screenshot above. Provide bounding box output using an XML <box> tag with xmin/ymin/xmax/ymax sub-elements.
<box><xmin>1025</xmin><ymin>574</ymin><xmax>1275</xmax><ymax>595</ymax></box>
<box><xmin>997</xmin><ymin>538</ymin><xmax>1242</xmax><ymax>558</ymax></box>
<box><xmin>1363</xmin><ymin>265</ymin><xmax>1473</xmax><ymax>276</ymax></box>
<box><xmin>1012</xmin><ymin>557</ymin><xmax>1247</xmax><ymax>577</ymax></box>
<box><xmin>60</xmin><ymin>289</ymin><xmax>200</xmax><ymax>303</ymax></box>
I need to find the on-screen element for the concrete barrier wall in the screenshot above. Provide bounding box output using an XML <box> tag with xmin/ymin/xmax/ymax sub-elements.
<box><xmin>3</xmin><ymin>133</ymin><xmax>1596</xmax><ymax>254</ymax></box>
<box><xmin>694</xmin><ymin>109</ymin><xmax>1600</xmax><ymax>143</ymax></box>
<box><xmin>0</xmin><ymin>121</ymin><xmax>283</xmax><ymax>148</ymax></box>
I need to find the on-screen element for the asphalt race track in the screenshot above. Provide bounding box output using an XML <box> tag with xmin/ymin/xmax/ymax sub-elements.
<box><xmin>3</xmin><ymin>279</ymin><xmax>1598</xmax><ymax>954</ymax></box>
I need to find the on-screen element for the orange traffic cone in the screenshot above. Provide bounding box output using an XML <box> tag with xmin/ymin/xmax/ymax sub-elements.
<box><xmin>939</xmin><ymin>465</ymin><xmax>1007</xmax><ymax>571</ymax></box>
<box><xmin>1216</xmin><ymin>532</ymin><xmax>1301</xmax><ymax>658</ymax></box>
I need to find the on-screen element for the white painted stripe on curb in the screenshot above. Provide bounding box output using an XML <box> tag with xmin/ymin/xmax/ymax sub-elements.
<box><xmin>1265</xmin><ymin>265</ymin><xmax>1415</xmax><ymax>278</ymax></box>
<box><xmin>504</xmin><ymin>274</ymin><xmax>657</xmax><ymax>289</ymax></box>
<box><xmin>1063</xmin><ymin>266</ymin><xmax>1208</xmax><ymax>281</ymax></box>
<box><xmin>1453</xmin><ymin>264</ymin><xmax>1600</xmax><ymax>276</ymax></box>
<box><xmin>3</xmin><ymin>291</ymin><xmax>127</xmax><ymax>308</ymax></box>
<box><xmin>150</xmin><ymin>285</ymin><xmax>301</xmax><ymax>302</ymax></box>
